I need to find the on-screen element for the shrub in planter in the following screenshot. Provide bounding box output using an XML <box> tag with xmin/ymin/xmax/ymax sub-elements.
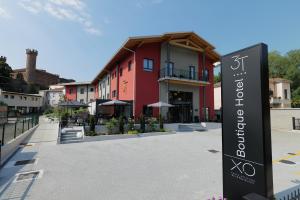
<box><xmin>128</xmin><ymin>130</ymin><xmax>139</xmax><ymax>135</ymax></box>
<box><xmin>147</xmin><ymin>117</ymin><xmax>158</xmax><ymax>132</ymax></box>
<box><xmin>159</xmin><ymin>114</ymin><xmax>164</xmax><ymax>129</ymax></box>
<box><xmin>118</xmin><ymin>115</ymin><xmax>125</xmax><ymax>134</ymax></box>
<box><xmin>89</xmin><ymin>115</ymin><xmax>96</xmax><ymax>132</ymax></box>
<box><xmin>128</xmin><ymin>118</ymin><xmax>135</xmax><ymax>131</ymax></box>
<box><xmin>61</xmin><ymin>111</ymin><xmax>69</xmax><ymax>127</ymax></box>
<box><xmin>139</xmin><ymin>114</ymin><xmax>145</xmax><ymax>133</ymax></box>
<box><xmin>105</xmin><ymin>118</ymin><xmax>118</xmax><ymax>134</ymax></box>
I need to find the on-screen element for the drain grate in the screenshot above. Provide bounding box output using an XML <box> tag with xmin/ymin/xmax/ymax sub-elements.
<box><xmin>15</xmin><ymin>159</ymin><xmax>36</xmax><ymax>166</ymax></box>
<box><xmin>20</xmin><ymin>143</ymin><xmax>34</xmax><ymax>147</ymax></box>
<box><xmin>279</xmin><ymin>159</ymin><xmax>296</xmax><ymax>165</ymax></box>
<box><xmin>14</xmin><ymin>170</ymin><xmax>43</xmax><ymax>182</ymax></box>
<box><xmin>288</xmin><ymin>153</ymin><xmax>297</xmax><ymax>155</ymax></box>
<box><xmin>208</xmin><ymin>149</ymin><xmax>219</xmax><ymax>153</ymax></box>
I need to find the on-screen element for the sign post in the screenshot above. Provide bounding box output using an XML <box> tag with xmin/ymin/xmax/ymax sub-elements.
<box><xmin>221</xmin><ymin>44</ymin><xmax>273</xmax><ymax>199</ymax></box>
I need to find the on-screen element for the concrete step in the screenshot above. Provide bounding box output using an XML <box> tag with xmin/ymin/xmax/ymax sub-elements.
<box><xmin>60</xmin><ymin>139</ymin><xmax>83</xmax><ymax>144</ymax></box>
<box><xmin>178</xmin><ymin>124</ymin><xmax>207</xmax><ymax>132</ymax></box>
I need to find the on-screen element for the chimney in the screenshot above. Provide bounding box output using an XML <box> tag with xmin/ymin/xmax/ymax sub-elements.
<box><xmin>25</xmin><ymin>49</ymin><xmax>38</xmax><ymax>84</ymax></box>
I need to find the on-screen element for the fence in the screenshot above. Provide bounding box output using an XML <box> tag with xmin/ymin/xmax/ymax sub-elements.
<box><xmin>292</xmin><ymin>117</ymin><xmax>300</xmax><ymax>130</ymax></box>
<box><xmin>0</xmin><ymin>115</ymin><xmax>39</xmax><ymax>145</ymax></box>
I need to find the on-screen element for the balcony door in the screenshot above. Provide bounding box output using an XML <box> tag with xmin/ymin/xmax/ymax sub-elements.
<box><xmin>165</xmin><ymin>62</ymin><xmax>174</xmax><ymax>76</ymax></box>
<box><xmin>189</xmin><ymin>66</ymin><xmax>196</xmax><ymax>80</ymax></box>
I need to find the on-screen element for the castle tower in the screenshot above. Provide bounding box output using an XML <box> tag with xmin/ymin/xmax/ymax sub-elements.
<box><xmin>0</xmin><ymin>56</ymin><xmax>7</xmax><ymax>63</ymax></box>
<box><xmin>25</xmin><ymin>49</ymin><xmax>38</xmax><ymax>84</ymax></box>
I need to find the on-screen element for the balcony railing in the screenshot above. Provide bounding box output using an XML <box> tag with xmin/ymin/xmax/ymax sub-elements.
<box><xmin>159</xmin><ymin>67</ymin><xmax>208</xmax><ymax>82</ymax></box>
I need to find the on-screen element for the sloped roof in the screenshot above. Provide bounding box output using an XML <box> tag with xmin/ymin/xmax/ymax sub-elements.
<box><xmin>92</xmin><ymin>32</ymin><xmax>220</xmax><ymax>84</ymax></box>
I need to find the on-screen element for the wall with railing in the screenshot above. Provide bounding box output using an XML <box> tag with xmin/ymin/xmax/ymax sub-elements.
<box><xmin>0</xmin><ymin>115</ymin><xmax>39</xmax><ymax>145</ymax></box>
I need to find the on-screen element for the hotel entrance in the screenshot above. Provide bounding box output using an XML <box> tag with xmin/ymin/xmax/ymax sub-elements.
<box><xmin>169</xmin><ymin>91</ymin><xmax>193</xmax><ymax>123</ymax></box>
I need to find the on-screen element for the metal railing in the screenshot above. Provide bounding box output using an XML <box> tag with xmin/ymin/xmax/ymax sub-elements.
<box><xmin>0</xmin><ymin>115</ymin><xmax>39</xmax><ymax>145</ymax></box>
<box><xmin>159</xmin><ymin>67</ymin><xmax>209</xmax><ymax>82</ymax></box>
<box><xmin>292</xmin><ymin>117</ymin><xmax>300</xmax><ymax>130</ymax></box>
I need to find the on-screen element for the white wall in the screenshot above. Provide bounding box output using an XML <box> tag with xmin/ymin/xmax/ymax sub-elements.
<box><xmin>214</xmin><ymin>86</ymin><xmax>221</xmax><ymax>110</ymax></box>
<box><xmin>0</xmin><ymin>90</ymin><xmax>42</xmax><ymax>108</ymax></box>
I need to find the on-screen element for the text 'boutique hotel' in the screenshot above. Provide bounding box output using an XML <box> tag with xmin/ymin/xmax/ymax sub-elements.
<box><xmin>92</xmin><ymin>32</ymin><xmax>220</xmax><ymax>122</ymax></box>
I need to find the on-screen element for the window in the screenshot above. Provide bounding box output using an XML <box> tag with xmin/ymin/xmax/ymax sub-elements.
<box><xmin>80</xmin><ymin>88</ymin><xmax>84</xmax><ymax>94</ymax></box>
<box><xmin>90</xmin><ymin>87</ymin><xmax>94</xmax><ymax>92</ymax></box>
<box><xmin>69</xmin><ymin>88</ymin><xmax>73</xmax><ymax>94</ymax></box>
<box><xmin>4</xmin><ymin>95</ymin><xmax>8</xmax><ymax>99</ymax></box>
<box><xmin>189</xmin><ymin>66</ymin><xmax>196</xmax><ymax>80</ymax></box>
<box><xmin>107</xmin><ymin>94</ymin><xmax>109</xmax><ymax>99</ymax></box>
<box><xmin>24</xmin><ymin>97</ymin><xmax>27</xmax><ymax>100</ymax></box>
<box><xmin>112</xmin><ymin>90</ymin><xmax>116</xmax><ymax>97</ymax></box>
<box><xmin>203</xmin><ymin>69</ymin><xmax>209</xmax><ymax>81</ymax></box>
<box><xmin>90</xmin><ymin>99</ymin><xmax>93</xmax><ymax>102</ymax></box>
<box><xmin>107</xmin><ymin>77</ymin><xmax>110</xmax><ymax>84</ymax></box>
<box><xmin>143</xmin><ymin>105</ymin><xmax>153</xmax><ymax>117</ymax></box>
<box><xmin>120</xmin><ymin>68</ymin><xmax>123</xmax><ymax>76</ymax></box>
<box><xmin>20</xmin><ymin>96</ymin><xmax>22</xmax><ymax>100</ymax></box>
<box><xmin>128</xmin><ymin>61</ymin><xmax>132</xmax><ymax>71</ymax></box>
<box><xmin>10</xmin><ymin>95</ymin><xmax>14</xmax><ymax>99</ymax></box>
<box><xmin>284</xmin><ymin>89</ymin><xmax>288</xmax><ymax>99</ymax></box>
<box><xmin>165</xmin><ymin>62</ymin><xmax>174</xmax><ymax>76</ymax></box>
<box><xmin>80</xmin><ymin>99</ymin><xmax>84</xmax><ymax>103</ymax></box>
<box><xmin>143</xmin><ymin>59</ymin><xmax>154</xmax><ymax>71</ymax></box>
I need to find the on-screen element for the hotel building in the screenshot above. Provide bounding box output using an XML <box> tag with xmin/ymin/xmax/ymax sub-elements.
<box><xmin>92</xmin><ymin>32</ymin><xmax>220</xmax><ymax>122</ymax></box>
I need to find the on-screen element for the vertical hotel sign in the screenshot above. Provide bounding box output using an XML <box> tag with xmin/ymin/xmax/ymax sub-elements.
<box><xmin>221</xmin><ymin>44</ymin><xmax>273</xmax><ymax>199</ymax></box>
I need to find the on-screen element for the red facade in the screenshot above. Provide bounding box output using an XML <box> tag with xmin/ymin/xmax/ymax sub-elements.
<box><xmin>92</xmin><ymin>32</ymin><xmax>219</xmax><ymax>122</ymax></box>
<box><xmin>65</xmin><ymin>85</ymin><xmax>77</xmax><ymax>101</ymax></box>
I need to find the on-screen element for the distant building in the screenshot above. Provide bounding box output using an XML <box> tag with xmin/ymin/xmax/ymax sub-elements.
<box><xmin>0</xmin><ymin>89</ymin><xmax>42</xmax><ymax>114</ymax></box>
<box><xmin>39</xmin><ymin>88</ymin><xmax>64</xmax><ymax>108</ymax></box>
<box><xmin>60</xmin><ymin>81</ymin><xmax>95</xmax><ymax>104</ymax></box>
<box><xmin>269</xmin><ymin>78</ymin><xmax>292</xmax><ymax>108</ymax></box>
<box><xmin>10</xmin><ymin>49</ymin><xmax>74</xmax><ymax>89</ymax></box>
<box><xmin>214</xmin><ymin>77</ymin><xmax>292</xmax><ymax>114</ymax></box>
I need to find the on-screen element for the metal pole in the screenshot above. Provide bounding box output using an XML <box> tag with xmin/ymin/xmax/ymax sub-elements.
<box><xmin>292</xmin><ymin>117</ymin><xmax>296</xmax><ymax>130</ymax></box>
<box><xmin>14</xmin><ymin>122</ymin><xmax>17</xmax><ymax>138</ymax></box>
<box><xmin>22</xmin><ymin>119</ymin><xmax>24</xmax><ymax>133</ymax></box>
<box><xmin>2</xmin><ymin>124</ymin><xmax>5</xmax><ymax>145</ymax></box>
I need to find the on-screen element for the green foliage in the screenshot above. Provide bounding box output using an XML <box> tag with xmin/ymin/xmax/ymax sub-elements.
<box><xmin>147</xmin><ymin>117</ymin><xmax>157</xmax><ymax>132</ymax></box>
<box><xmin>60</xmin><ymin>111</ymin><xmax>69</xmax><ymax>127</ymax></box>
<box><xmin>159</xmin><ymin>128</ymin><xmax>166</xmax><ymax>132</ymax></box>
<box><xmin>214</xmin><ymin>72</ymin><xmax>221</xmax><ymax>84</ymax></box>
<box><xmin>0</xmin><ymin>101</ymin><xmax>7</xmax><ymax>106</ymax></box>
<box><xmin>0</xmin><ymin>58</ymin><xmax>12</xmax><ymax>84</ymax></box>
<box><xmin>159</xmin><ymin>114</ymin><xmax>164</xmax><ymax>129</ymax></box>
<box><xmin>89</xmin><ymin>115</ymin><xmax>96</xmax><ymax>132</ymax></box>
<box><xmin>105</xmin><ymin>117</ymin><xmax>118</xmax><ymax>134</ymax></box>
<box><xmin>128</xmin><ymin>130</ymin><xmax>139</xmax><ymax>134</ymax></box>
<box><xmin>85</xmin><ymin>131</ymin><xmax>97</xmax><ymax>136</ymax></box>
<box><xmin>128</xmin><ymin>118</ymin><xmax>135</xmax><ymax>131</ymax></box>
<box><xmin>139</xmin><ymin>114</ymin><xmax>145</xmax><ymax>133</ymax></box>
<box><xmin>118</xmin><ymin>115</ymin><xmax>125</xmax><ymax>134</ymax></box>
<box><xmin>43</xmin><ymin>108</ymin><xmax>53</xmax><ymax>115</ymax></box>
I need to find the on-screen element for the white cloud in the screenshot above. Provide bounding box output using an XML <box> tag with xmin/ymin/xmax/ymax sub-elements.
<box><xmin>18</xmin><ymin>0</ymin><xmax>101</xmax><ymax>36</ymax></box>
<box><xmin>18</xmin><ymin>0</ymin><xmax>42</xmax><ymax>14</ymax></box>
<box><xmin>0</xmin><ymin>6</ymin><xmax>10</xmax><ymax>18</ymax></box>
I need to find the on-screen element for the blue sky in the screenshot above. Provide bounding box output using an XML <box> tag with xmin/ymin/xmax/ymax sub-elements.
<box><xmin>0</xmin><ymin>0</ymin><xmax>299</xmax><ymax>81</ymax></box>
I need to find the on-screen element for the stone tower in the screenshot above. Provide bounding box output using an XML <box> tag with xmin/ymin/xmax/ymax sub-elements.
<box><xmin>25</xmin><ymin>49</ymin><xmax>38</xmax><ymax>84</ymax></box>
<box><xmin>0</xmin><ymin>56</ymin><xmax>6</xmax><ymax>63</ymax></box>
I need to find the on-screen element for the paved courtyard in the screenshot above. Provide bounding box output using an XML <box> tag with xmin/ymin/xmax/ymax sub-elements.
<box><xmin>0</xmin><ymin>117</ymin><xmax>300</xmax><ymax>200</ymax></box>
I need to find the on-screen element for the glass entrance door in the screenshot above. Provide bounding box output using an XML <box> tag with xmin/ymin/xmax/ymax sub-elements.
<box><xmin>168</xmin><ymin>91</ymin><xmax>193</xmax><ymax>123</ymax></box>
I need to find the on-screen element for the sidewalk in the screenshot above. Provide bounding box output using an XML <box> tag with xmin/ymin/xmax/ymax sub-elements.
<box><xmin>0</xmin><ymin>116</ymin><xmax>59</xmax><ymax>200</ymax></box>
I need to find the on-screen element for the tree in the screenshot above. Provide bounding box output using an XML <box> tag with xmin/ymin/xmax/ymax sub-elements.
<box><xmin>0</xmin><ymin>57</ymin><xmax>12</xmax><ymax>90</ymax></box>
<box><xmin>214</xmin><ymin>72</ymin><xmax>221</xmax><ymax>84</ymax></box>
